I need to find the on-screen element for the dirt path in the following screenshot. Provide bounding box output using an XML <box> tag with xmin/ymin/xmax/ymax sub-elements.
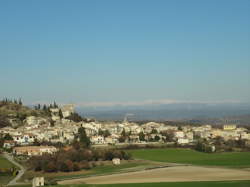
<box><xmin>58</xmin><ymin>165</ymin><xmax>250</xmax><ymax>184</ymax></box>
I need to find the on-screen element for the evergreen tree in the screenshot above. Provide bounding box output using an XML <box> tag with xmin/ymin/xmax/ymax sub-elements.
<box><xmin>98</xmin><ymin>129</ymin><xmax>104</xmax><ymax>136</ymax></box>
<box><xmin>53</xmin><ymin>101</ymin><xmax>58</xmax><ymax>108</ymax></box>
<box><xmin>78</xmin><ymin>127</ymin><xmax>90</xmax><ymax>147</ymax></box>
<box><xmin>121</xmin><ymin>128</ymin><xmax>126</xmax><ymax>137</ymax></box>
<box><xmin>4</xmin><ymin>133</ymin><xmax>13</xmax><ymax>140</ymax></box>
<box><xmin>43</xmin><ymin>105</ymin><xmax>47</xmax><ymax>111</ymax></box>
<box><xmin>151</xmin><ymin>128</ymin><xmax>158</xmax><ymax>134</ymax></box>
<box><xmin>59</xmin><ymin>109</ymin><xmax>63</xmax><ymax>119</ymax></box>
<box><xmin>154</xmin><ymin>135</ymin><xmax>160</xmax><ymax>141</ymax></box>
<box><xmin>18</xmin><ymin>98</ymin><xmax>22</xmax><ymax>105</ymax></box>
<box><xmin>139</xmin><ymin>132</ymin><xmax>145</xmax><ymax>141</ymax></box>
<box><xmin>103</xmin><ymin>130</ymin><xmax>111</xmax><ymax>137</ymax></box>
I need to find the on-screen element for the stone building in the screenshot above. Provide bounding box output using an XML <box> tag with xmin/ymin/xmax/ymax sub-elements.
<box><xmin>112</xmin><ymin>158</ymin><xmax>121</xmax><ymax>165</ymax></box>
<box><xmin>32</xmin><ymin>177</ymin><xmax>44</xmax><ymax>187</ymax></box>
<box><xmin>61</xmin><ymin>104</ymin><xmax>74</xmax><ymax>118</ymax></box>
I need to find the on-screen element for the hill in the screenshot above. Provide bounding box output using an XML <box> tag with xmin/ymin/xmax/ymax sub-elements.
<box><xmin>0</xmin><ymin>99</ymin><xmax>50</xmax><ymax>128</ymax></box>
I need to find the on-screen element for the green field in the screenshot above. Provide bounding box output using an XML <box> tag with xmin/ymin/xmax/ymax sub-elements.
<box><xmin>55</xmin><ymin>161</ymin><xmax>150</xmax><ymax>180</ymax></box>
<box><xmin>21</xmin><ymin>160</ymin><xmax>153</xmax><ymax>182</ymax></box>
<box><xmin>0</xmin><ymin>154</ymin><xmax>15</xmax><ymax>185</ymax></box>
<box><xmin>9</xmin><ymin>180</ymin><xmax>250</xmax><ymax>187</ymax></box>
<box><xmin>129</xmin><ymin>148</ymin><xmax>250</xmax><ymax>168</ymax></box>
<box><xmin>0</xmin><ymin>154</ymin><xmax>15</xmax><ymax>168</ymax></box>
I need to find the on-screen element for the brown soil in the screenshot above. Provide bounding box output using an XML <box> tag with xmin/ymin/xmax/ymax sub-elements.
<box><xmin>58</xmin><ymin>165</ymin><xmax>250</xmax><ymax>184</ymax></box>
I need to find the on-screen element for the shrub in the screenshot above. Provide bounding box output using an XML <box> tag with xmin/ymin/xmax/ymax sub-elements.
<box><xmin>44</xmin><ymin>161</ymin><xmax>57</xmax><ymax>172</ymax></box>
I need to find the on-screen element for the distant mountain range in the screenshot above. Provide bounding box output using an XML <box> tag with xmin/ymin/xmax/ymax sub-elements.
<box><xmin>76</xmin><ymin>103</ymin><xmax>250</xmax><ymax>124</ymax></box>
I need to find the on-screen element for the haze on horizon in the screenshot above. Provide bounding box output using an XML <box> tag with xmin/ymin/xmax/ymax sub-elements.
<box><xmin>0</xmin><ymin>0</ymin><xmax>249</xmax><ymax>107</ymax></box>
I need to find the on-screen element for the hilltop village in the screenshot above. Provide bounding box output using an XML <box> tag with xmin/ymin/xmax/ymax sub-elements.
<box><xmin>1</xmin><ymin>100</ymin><xmax>250</xmax><ymax>156</ymax></box>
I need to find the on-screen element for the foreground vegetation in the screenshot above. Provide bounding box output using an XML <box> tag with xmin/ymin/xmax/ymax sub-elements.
<box><xmin>129</xmin><ymin>148</ymin><xmax>250</xmax><ymax>168</ymax></box>
<box><xmin>0</xmin><ymin>154</ymin><xmax>15</xmax><ymax>168</ymax></box>
<box><xmin>0</xmin><ymin>154</ymin><xmax>16</xmax><ymax>185</ymax></box>
<box><xmin>9</xmin><ymin>180</ymin><xmax>250</xmax><ymax>187</ymax></box>
<box><xmin>21</xmin><ymin>160</ymin><xmax>151</xmax><ymax>182</ymax></box>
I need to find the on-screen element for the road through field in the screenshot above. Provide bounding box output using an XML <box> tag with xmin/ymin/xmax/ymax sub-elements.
<box><xmin>58</xmin><ymin>165</ymin><xmax>250</xmax><ymax>184</ymax></box>
<box><xmin>3</xmin><ymin>153</ymin><xmax>26</xmax><ymax>186</ymax></box>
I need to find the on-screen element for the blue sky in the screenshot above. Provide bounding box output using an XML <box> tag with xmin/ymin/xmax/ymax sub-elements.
<box><xmin>0</xmin><ymin>0</ymin><xmax>249</xmax><ymax>106</ymax></box>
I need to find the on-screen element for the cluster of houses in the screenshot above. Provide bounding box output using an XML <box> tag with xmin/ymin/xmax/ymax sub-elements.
<box><xmin>1</xmin><ymin>105</ymin><xmax>250</xmax><ymax>156</ymax></box>
<box><xmin>13</xmin><ymin>146</ymin><xmax>58</xmax><ymax>156</ymax></box>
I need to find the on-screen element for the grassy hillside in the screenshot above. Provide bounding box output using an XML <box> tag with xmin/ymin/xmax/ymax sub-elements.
<box><xmin>0</xmin><ymin>100</ymin><xmax>50</xmax><ymax>127</ymax></box>
<box><xmin>0</xmin><ymin>154</ymin><xmax>15</xmax><ymax>168</ymax></box>
<box><xmin>21</xmin><ymin>160</ymin><xmax>152</xmax><ymax>182</ymax></box>
<box><xmin>129</xmin><ymin>148</ymin><xmax>250</xmax><ymax>168</ymax></box>
<box><xmin>0</xmin><ymin>154</ymin><xmax>16</xmax><ymax>185</ymax></box>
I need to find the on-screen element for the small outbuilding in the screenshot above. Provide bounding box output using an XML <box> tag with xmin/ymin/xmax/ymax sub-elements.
<box><xmin>32</xmin><ymin>177</ymin><xmax>44</xmax><ymax>187</ymax></box>
<box><xmin>112</xmin><ymin>158</ymin><xmax>121</xmax><ymax>165</ymax></box>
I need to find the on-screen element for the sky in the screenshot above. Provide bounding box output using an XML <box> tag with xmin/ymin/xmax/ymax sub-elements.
<box><xmin>0</xmin><ymin>0</ymin><xmax>249</xmax><ymax>106</ymax></box>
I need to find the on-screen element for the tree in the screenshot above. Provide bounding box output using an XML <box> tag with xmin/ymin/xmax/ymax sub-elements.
<box><xmin>237</xmin><ymin>139</ymin><xmax>246</xmax><ymax>148</ymax></box>
<box><xmin>33</xmin><ymin>138</ymin><xmax>40</xmax><ymax>146</ymax></box>
<box><xmin>154</xmin><ymin>135</ymin><xmax>160</xmax><ymax>141</ymax></box>
<box><xmin>43</xmin><ymin>104</ymin><xmax>47</xmax><ymax>111</ymax></box>
<box><xmin>118</xmin><ymin>136</ymin><xmax>126</xmax><ymax>143</ymax></box>
<box><xmin>17</xmin><ymin>113</ymin><xmax>27</xmax><ymax>121</ymax></box>
<box><xmin>4</xmin><ymin>133</ymin><xmax>13</xmax><ymax>140</ymax></box>
<box><xmin>18</xmin><ymin>98</ymin><xmax>22</xmax><ymax>105</ymax></box>
<box><xmin>139</xmin><ymin>132</ymin><xmax>145</xmax><ymax>141</ymax></box>
<box><xmin>50</xmin><ymin>119</ymin><xmax>55</xmax><ymax>127</ymax></box>
<box><xmin>44</xmin><ymin>161</ymin><xmax>57</xmax><ymax>172</ymax></box>
<box><xmin>161</xmin><ymin>130</ymin><xmax>175</xmax><ymax>142</ymax></box>
<box><xmin>59</xmin><ymin>162</ymin><xmax>69</xmax><ymax>172</ymax></box>
<box><xmin>73</xmin><ymin>163</ymin><xmax>80</xmax><ymax>171</ymax></box>
<box><xmin>214</xmin><ymin>136</ymin><xmax>224</xmax><ymax>146</ymax></box>
<box><xmin>53</xmin><ymin>101</ymin><xmax>58</xmax><ymax>108</ymax></box>
<box><xmin>119</xmin><ymin>128</ymin><xmax>127</xmax><ymax>143</ymax></box>
<box><xmin>66</xmin><ymin>113</ymin><xmax>83</xmax><ymax>122</ymax></box>
<box><xmin>59</xmin><ymin>109</ymin><xmax>63</xmax><ymax>119</ymax></box>
<box><xmin>98</xmin><ymin>129</ymin><xmax>110</xmax><ymax>137</ymax></box>
<box><xmin>0</xmin><ymin>134</ymin><xmax>4</xmax><ymax>148</ymax></box>
<box><xmin>0</xmin><ymin>115</ymin><xmax>11</xmax><ymax>128</ymax></box>
<box><xmin>98</xmin><ymin>129</ymin><xmax>104</xmax><ymax>136</ymax></box>
<box><xmin>103</xmin><ymin>130</ymin><xmax>111</xmax><ymax>138</ymax></box>
<box><xmin>195</xmin><ymin>140</ymin><xmax>204</xmax><ymax>152</ymax></box>
<box><xmin>78</xmin><ymin>127</ymin><xmax>91</xmax><ymax>147</ymax></box>
<box><xmin>72</xmin><ymin>140</ymin><xmax>81</xmax><ymax>150</ymax></box>
<box><xmin>121</xmin><ymin>128</ymin><xmax>126</xmax><ymax>137</ymax></box>
<box><xmin>151</xmin><ymin>129</ymin><xmax>158</xmax><ymax>134</ymax></box>
<box><xmin>65</xmin><ymin>160</ymin><xmax>73</xmax><ymax>171</ymax></box>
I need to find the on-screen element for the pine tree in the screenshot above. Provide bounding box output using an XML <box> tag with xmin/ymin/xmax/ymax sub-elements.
<box><xmin>18</xmin><ymin>98</ymin><xmax>22</xmax><ymax>105</ymax></box>
<box><xmin>139</xmin><ymin>132</ymin><xmax>145</xmax><ymax>141</ymax></box>
<box><xmin>53</xmin><ymin>101</ymin><xmax>58</xmax><ymax>108</ymax></box>
<box><xmin>121</xmin><ymin>128</ymin><xmax>126</xmax><ymax>137</ymax></box>
<box><xmin>78</xmin><ymin>127</ymin><xmax>91</xmax><ymax>147</ymax></box>
<box><xmin>59</xmin><ymin>109</ymin><xmax>63</xmax><ymax>119</ymax></box>
<box><xmin>43</xmin><ymin>104</ymin><xmax>47</xmax><ymax>111</ymax></box>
